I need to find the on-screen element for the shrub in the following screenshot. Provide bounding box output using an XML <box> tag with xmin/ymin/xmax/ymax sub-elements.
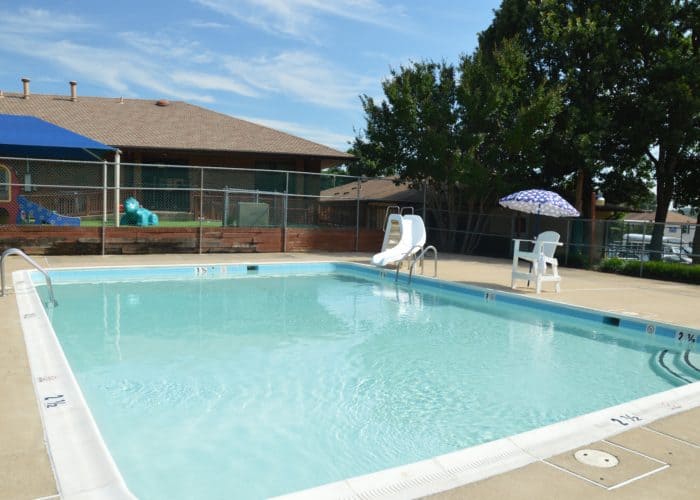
<box><xmin>598</xmin><ymin>257</ymin><xmax>625</xmax><ymax>273</ymax></box>
<box><xmin>598</xmin><ymin>258</ymin><xmax>700</xmax><ymax>285</ymax></box>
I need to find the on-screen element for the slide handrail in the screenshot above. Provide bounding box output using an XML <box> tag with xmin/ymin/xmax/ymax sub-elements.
<box><xmin>0</xmin><ymin>248</ymin><xmax>57</xmax><ymax>306</ymax></box>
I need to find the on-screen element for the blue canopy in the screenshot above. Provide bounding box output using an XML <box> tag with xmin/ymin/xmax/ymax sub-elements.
<box><xmin>0</xmin><ymin>114</ymin><xmax>115</xmax><ymax>160</ymax></box>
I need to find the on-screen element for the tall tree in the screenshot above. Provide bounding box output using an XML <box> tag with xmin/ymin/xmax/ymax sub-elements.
<box><xmin>353</xmin><ymin>61</ymin><xmax>465</xmax><ymax>250</ymax></box>
<box><xmin>352</xmin><ymin>40</ymin><xmax>561</xmax><ymax>252</ymax></box>
<box><xmin>480</xmin><ymin>0</ymin><xmax>700</xmax><ymax>258</ymax></box>
<box><xmin>610</xmin><ymin>0</ymin><xmax>700</xmax><ymax>258</ymax></box>
<box><xmin>674</xmin><ymin>155</ymin><xmax>700</xmax><ymax>263</ymax></box>
<box><xmin>481</xmin><ymin>1</ymin><xmax>623</xmax><ymax>215</ymax></box>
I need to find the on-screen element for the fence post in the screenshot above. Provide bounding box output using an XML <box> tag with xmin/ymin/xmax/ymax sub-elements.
<box><xmin>509</xmin><ymin>215</ymin><xmax>515</xmax><ymax>258</ymax></box>
<box><xmin>283</xmin><ymin>172</ymin><xmax>289</xmax><ymax>253</ymax></box>
<box><xmin>102</xmin><ymin>161</ymin><xmax>107</xmax><ymax>255</ymax></box>
<box><xmin>422</xmin><ymin>179</ymin><xmax>427</xmax><ymax>220</ymax></box>
<box><xmin>114</xmin><ymin>150</ymin><xmax>121</xmax><ymax>227</ymax></box>
<box><xmin>355</xmin><ymin>177</ymin><xmax>361</xmax><ymax>252</ymax></box>
<box><xmin>198</xmin><ymin>168</ymin><xmax>204</xmax><ymax>255</ymax></box>
<box><xmin>640</xmin><ymin>223</ymin><xmax>647</xmax><ymax>277</ymax></box>
<box><xmin>223</xmin><ymin>187</ymin><xmax>229</xmax><ymax>227</ymax></box>
<box><xmin>565</xmin><ymin>219</ymin><xmax>570</xmax><ymax>265</ymax></box>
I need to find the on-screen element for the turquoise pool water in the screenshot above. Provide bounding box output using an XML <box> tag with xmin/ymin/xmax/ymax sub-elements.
<box><xmin>41</xmin><ymin>266</ymin><xmax>696</xmax><ymax>499</ymax></box>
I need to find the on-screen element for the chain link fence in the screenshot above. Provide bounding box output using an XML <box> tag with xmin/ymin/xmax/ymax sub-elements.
<box><xmin>1</xmin><ymin>156</ymin><xmax>698</xmax><ymax>273</ymax></box>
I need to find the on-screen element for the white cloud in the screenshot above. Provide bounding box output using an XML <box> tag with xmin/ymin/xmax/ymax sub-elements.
<box><xmin>224</xmin><ymin>51</ymin><xmax>370</xmax><ymax>109</ymax></box>
<box><xmin>0</xmin><ymin>34</ymin><xmax>214</xmax><ymax>102</ymax></box>
<box><xmin>171</xmin><ymin>71</ymin><xmax>259</xmax><ymax>97</ymax></box>
<box><xmin>0</xmin><ymin>7</ymin><xmax>93</xmax><ymax>34</ymax></box>
<box><xmin>119</xmin><ymin>32</ymin><xmax>214</xmax><ymax>64</ymax></box>
<box><xmin>193</xmin><ymin>0</ymin><xmax>406</xmax><ymax>40</ymax></box>
<box><xmin>0</xmin><ymin>6</ymin><xmax>372</xmax><ymax>111</ymax></box>
<box><xmin>239</xmin><ymin>115</ymin><xmax>352</xmax><ymax>150</ymax></box>
<box><xmin>190</xmin><ymin>20</ymin><xmax>229</xmax><ymax>29</ymax></box>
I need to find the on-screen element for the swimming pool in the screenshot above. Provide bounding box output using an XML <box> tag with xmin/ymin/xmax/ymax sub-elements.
<box><xmin>15</xmin><ymin>262</ymin><xmax>700</xmax><ymax>499</ymax></box>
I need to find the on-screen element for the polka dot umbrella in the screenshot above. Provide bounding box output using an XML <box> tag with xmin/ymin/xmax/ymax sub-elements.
<box><xmin>499</xmin><ymin>189</ymin><xmax>579</xmax><ymax>234</ymax></box>
<box><xmin>499</xmin><ymin>189</ymin><xmax>580</xmax><ymax>217</ymax></box>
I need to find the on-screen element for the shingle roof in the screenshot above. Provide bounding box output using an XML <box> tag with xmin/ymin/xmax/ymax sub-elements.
<box><xmin>0</xmin><ymin>92</ymin><xmax>352</xmax><ymax>159</ymax></box>
<box><xmin>624</xmin><ymin>211</ymin><xmax>696</xmax><ymax>224</ymax></box>
<box><xmin>321</xmin><ymin>176</ymin><xmax>423</xmax><ymax>203</ymax></box>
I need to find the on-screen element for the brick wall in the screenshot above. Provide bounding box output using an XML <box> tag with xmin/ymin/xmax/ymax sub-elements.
<box><xmin>0</xmin><ymin>226</ymin><xmax>383</xmax><ymax>255</ymax></box>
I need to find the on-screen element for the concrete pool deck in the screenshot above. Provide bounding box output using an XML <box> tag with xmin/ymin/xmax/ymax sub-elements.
<box><xmin>0</xmin><ymin>252</ymin><xmax>698</xmax><ymax>500</ymax></box>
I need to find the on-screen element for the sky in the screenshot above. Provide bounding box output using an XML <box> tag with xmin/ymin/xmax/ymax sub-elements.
<box><xmin>0</xmin><ymin>0</ymin><xmax>502</xmax><ymax>152</ymax></box>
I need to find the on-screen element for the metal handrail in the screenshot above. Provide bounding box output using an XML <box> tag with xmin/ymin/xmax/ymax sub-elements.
<box><xmin>1</xmin><ymin>248</ymin><xmax>57</xmax><ymax>306</ymax></box>
<box><xmin>393</xmin><ymin>244</ymin><xmax>427</xmax><ymax>282</ymax></box>
<box><xmin>381</xmin><ymin>205</ymin><xmax>416</xmax><ymax>233</ymax></box>
<box><xmin>408</xmin><ymin>245</ymin><xmax>438</xmax><ymax>282</ymax></box>
<box><xmin>382</xmin><ymin>205</ymin><xmax>401</xmax><ymax>232</ymax></box>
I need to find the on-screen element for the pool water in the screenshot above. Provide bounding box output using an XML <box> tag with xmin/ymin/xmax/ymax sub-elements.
<box><xmin>44</xmin><ymin>270</ymin><xmax>693</xmax><ymax>499</ymax></box>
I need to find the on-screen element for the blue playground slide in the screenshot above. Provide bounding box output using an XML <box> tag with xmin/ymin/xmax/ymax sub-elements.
<box><xmin>16</xmin><ymin>195</ymin><xmax>80</xmax><ymax>226</ymax></box>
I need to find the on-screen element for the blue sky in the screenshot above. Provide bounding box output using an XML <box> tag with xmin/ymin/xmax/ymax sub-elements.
<box><xmin>0</xmin><ymin>0</ymin><xmax>502</xmax><ymax>152</ymax></box>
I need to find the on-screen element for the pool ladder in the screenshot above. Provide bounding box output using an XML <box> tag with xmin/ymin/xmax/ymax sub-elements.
<box><xmin>394</xmin><ymin>245</ymin><xmax>438</xmax><ymax>283</ymax></box>
<box><xmin>1</xmin><ymin>248</ymin><xmax>57</xmax><ymax>306</ymax></box>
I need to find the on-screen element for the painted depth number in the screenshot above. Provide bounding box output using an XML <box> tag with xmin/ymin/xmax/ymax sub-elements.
<box><xmin>610</xmin><ymin>414</ymin><xmax>642</xmax><ymax>427</ymax></box>
<box><xmin>677</xmin><ymin>331</ymin><xmax>697</xmax><ymax>344</ymax></box>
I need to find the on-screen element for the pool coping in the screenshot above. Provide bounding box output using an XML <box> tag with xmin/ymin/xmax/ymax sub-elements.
<box><xmin>14</xmin><ymin>261</ymin><xmax>700</xmax><ymax>499</ymax></box>
<box><xmin>14</xmin><ymin>269</ymin><xmax>135</xmax><ymax>499</ymax></box>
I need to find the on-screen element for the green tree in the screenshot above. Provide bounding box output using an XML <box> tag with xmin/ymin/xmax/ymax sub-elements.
<box><xmin>674</xmin><ymin>155</ymin><xmax>700</xmax><ymax>263</ymax></box>
<box><xmin>353</xmin><ymin>61</ymin><xmax>465</xmax><ymax>249</ymax></box>
<box><xmin>353</xmin><ymin>40</ymin><xmax>561</xmax><ymax>252</ymax></box>
<box><xmin>598</xmin><ymin>158</ymin><xmax>655</xmax><ymax>209</ymax></box>
<box><xmin>480</xmin><ymin>0</ymin><xmax>624</xmax><ymax>215</ymax></box>
<box><xmin>609</xmin><ymin>0</ymin><xmax>700</xmax><ymax>259</ymax></box>
<box><xmin>481</xmin><ymin>0</ymin><xmax>700</xmax><ymax>259</ymax></box>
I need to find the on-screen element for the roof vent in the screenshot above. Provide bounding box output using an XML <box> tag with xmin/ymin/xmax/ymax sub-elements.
<box><xmin>21</xmin><ymin>77</ymin><xmax>30</xmax><ymax>99</ymax></box>
<box><xmin>119</xmin><ymin>96</ymin><xmax>124</xmax><ymax>104</ymax></box>
<box><xmin>69</xmin><ymin>80</ymin><xmax>77</xmax><ymax>101</ymax></box>
<box><xmin>155</xmin><ymin>99</ymin><xmax>170</xmax><ymax>107</ymax></box>
<box><xmin>0</xmin><ymin>90</ymin><xmax>4</xmax><ymax>99</ymax></box>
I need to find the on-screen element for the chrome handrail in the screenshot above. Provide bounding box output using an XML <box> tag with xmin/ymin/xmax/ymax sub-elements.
<box><xmin>408</xmin><ymin>245</ymin><xmax>438</xmax><ymax>282</ymax></box>
<box><xmin>382</xmin><ymin>205</ymin><xmax>401</xmax><ymax>233</ymax></box>
<box><xmin>1</xmin><ymin>248</ymin><xmax>57</xmax><ymax>306</ymax></box>
<box><xmin>394</xmin><ymin>244</ymin><xmax>427</xmax><ymax>282</ymax></box>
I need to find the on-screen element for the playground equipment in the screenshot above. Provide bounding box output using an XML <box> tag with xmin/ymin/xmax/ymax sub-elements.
<box><xmin>120</xmin><ymin>196</ymin><xmax>159</xmax><ymax>226</ymax></box>
<box><xmin>16</xmin><ymin>195</ymin><xmax>80</xmax><ymax>226</ymax></box>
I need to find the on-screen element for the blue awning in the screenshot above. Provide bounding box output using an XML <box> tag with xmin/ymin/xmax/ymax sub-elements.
<box><xmin>0</xmin><ymin>114</ymin><xmax>115</xmax><ymax>161</ymax></box>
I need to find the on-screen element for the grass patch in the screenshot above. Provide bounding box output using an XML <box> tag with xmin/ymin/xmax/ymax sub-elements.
<box><xmin>598</xmin><ymin>257</ymin><xmax>700</xmax><ymax>284</ymax></box>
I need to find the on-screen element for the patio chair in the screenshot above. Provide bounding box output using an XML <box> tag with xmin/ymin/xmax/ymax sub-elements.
<box><xmin>511</xmin><ymin>231</ymin><xmax>563</xmax><ymax>293</ymax></box>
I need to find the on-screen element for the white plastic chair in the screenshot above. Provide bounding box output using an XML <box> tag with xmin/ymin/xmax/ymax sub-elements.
<box><xmin>511</xmin><ymin>231</ymin><xmax>563</xmax><ymax>293</ymax></box>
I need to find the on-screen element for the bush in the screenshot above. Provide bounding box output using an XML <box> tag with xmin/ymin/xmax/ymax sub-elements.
<box><xmin>598</xmin><ymin>258</ymin><xmax>700</xmax><ymax>284</ymax></box>
<box><xmin>598</xmin><ymin>257</ymin><xmax>625</xmax><ymax>273</ymax></box>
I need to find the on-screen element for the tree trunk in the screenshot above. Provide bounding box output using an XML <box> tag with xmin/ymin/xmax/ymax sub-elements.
<box><xmin>650</xmin><ymin>155</ymin><xmax>677</xmax><ymax>261</ymax></box>
<box><xmin>693</xmin><ymin>211</ymin><xmax>700</xmax><ymax>265</ymax></box>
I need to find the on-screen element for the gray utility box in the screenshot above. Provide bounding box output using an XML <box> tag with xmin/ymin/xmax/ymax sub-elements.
<box><xmin>237</xmin><ymin>202</ymin><xmax>269</xmax><ymax>227</ymax></box>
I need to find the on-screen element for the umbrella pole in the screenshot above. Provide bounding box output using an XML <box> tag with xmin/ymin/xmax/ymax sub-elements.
<box><xmin>527</xmin><ymin>211</ymin><xmax>541</xmax><ymax>286</ymax></box>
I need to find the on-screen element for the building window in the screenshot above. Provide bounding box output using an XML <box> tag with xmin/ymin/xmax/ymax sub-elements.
<box><xmin>0</xmin><ymin>164</ymin><xmax>11</xmax><ymax>202</ymax></box>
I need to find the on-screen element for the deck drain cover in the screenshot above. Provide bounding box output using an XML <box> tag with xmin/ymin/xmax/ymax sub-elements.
<box><xmin>574</xmin><ymin>449</ymin><xmax>619</xmax><ymax>468</ymax></box>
